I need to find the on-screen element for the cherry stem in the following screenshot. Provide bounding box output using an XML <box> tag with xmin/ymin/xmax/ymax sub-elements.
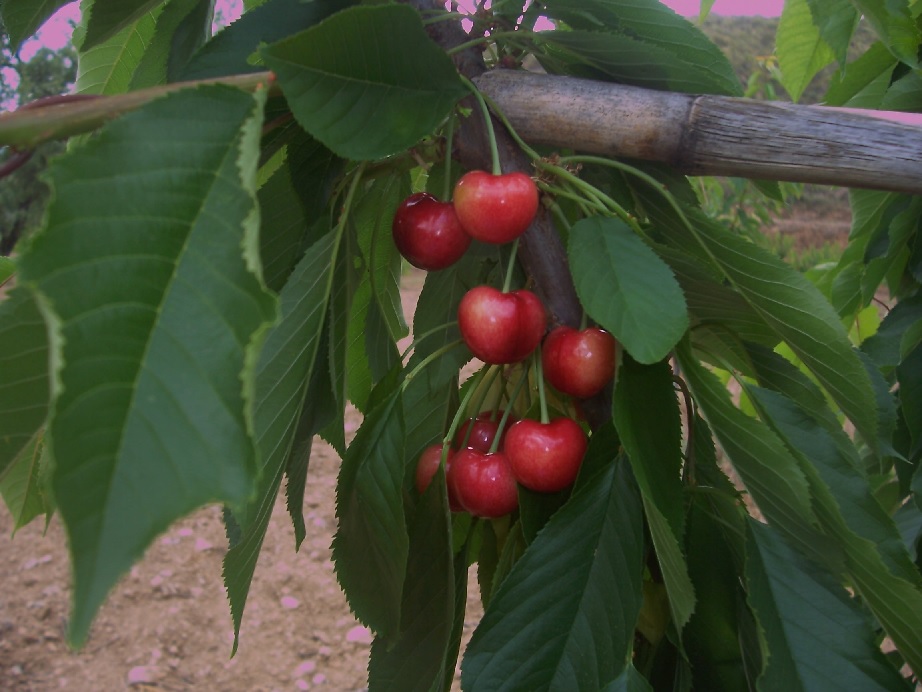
<box><xmin>461</xmin><ymin>76</ymin><xmax>502</xmax><ymax>176</ymax></box>
<box><xmin>538</xmin><ymin>161</ymin><xmax>638</xmax><ymax>231</ymax></box>
<box><xmin>501</xmin><ymin>237</ymin><xmax>519</xmax><ymax>293</ymax></box>
<box><xmin>443</xmin><ymin>115</ymin><xmax>455</xmax><ymax>201</ymax></box>
<box><xmin>444</xmin><ymin>366</ymin><xmax>491</xmax><ymax>447</ymax></box>
<box><xmin>459</xmin><ymin>365</ymin><xmax>502</xmax><ymax>448</ymax></box>
<box><xmin>535</xmin><ymin>353</ymin><xmax>550</xmax><ymax>425</ymax></box>
<box><xmin>402</xmin><ymin>340</ymin><xmax>466</xmax><ymax>386</ymax></box>
<box><xmin>399</xmin><ymin>320</ymin><xmax>460</xmax><ymax>361</ymax></box>
<box><xmin>488</xmin><ymin>366</ymin><xmax>529</xmax><ymax>453</ymax></box>
<box><xmin>476</xmin><ymin>88</ymin><xmax>542</xmax><ymax>162</ymax></box>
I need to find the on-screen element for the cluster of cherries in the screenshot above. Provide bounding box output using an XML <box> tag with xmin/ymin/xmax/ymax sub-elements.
<box><xmin>393</xmin><ymin>170</ymin><xmax>617</xmax><ymax>518</ymax></box>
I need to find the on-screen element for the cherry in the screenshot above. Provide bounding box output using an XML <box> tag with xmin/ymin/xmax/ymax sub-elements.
<box><xmin>454</xmin><ymin>411</ymin><xmax>515</xmax><ymax>453</ymax></box>
<box><xmin>452</xmin><ymin>170</ymin><xmax>539</xmax><ymax>244</ymax></box>
<box><xmin>392</xmin><ymin>192</ymin><xmax>471</xmax><ymax>270</ymax></box>
<box><xmin>504</xmin><ymin>417</ymin><xmax>588</xmax><ymax>493</ymax></box>
<box><xmin>542</xmin><ymin>326</ymin><xmax>617</xmax><ymax>398</ymax></box>
<box><xmin>415</xmin><ymin>443</ymin><xmax>463</xmax><ymax>512</ymax></box>
<box><xmin>458</xmin><ymin>286</ymin><xmax>546</xmax><ymax>364</ymax></box>
<box><xmin>446</xmin><ymin>448</ymin><xmax>519</xmax><ymax>518</ymax></box>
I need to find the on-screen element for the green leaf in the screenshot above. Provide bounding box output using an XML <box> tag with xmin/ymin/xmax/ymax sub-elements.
<box><xmin>670</xmin><ymin>208</ymin><xmax>879</xmax><ymax>455</ymax></box>
<box><xmin>657</xmin><ymin>244</ymin><xmax>779</xmax><ymax>351</ymax></box>
<box><xmin>462</xmin><ymin>434</ymin><xmax>644</xmax><ymax>690</ymax></box>
<box><xmin>683</xmin><ymin>496</ymin><xmax>749</xmax><ymax>692</ymax></box>
<box><xmin>613</xmin><ymin>356</ymin><xmax>695</xmax><ymax>633</ymax></box>
<box><xmin>353</xmin><ymin>173</ymin><xmax>410</xmax><ymax>343</ymax></box>
<box><xmin>675</xmin><ymin>342</ymin><xmax>826</xmax><ymax>562</ymax></box>
<box><xmin>368</xmin><ymin>462</ymin><xmax>456</xmax><ymax>691</ymax></box>
<box><xmin>0</xmin><ymin>288</ymin><xmax>50</xmax><ymax>480</ymax></box>
<box><xmin>180</xmin><ymin>0</ymin><xmax>352</xmax><ymax>80</ymax></box>
<box><xmin>745</xmin><ymin>519</ymin><xmax>911</xmax><ymax>691</ymax></box>
<box><xmin>849</xmin><ymin>0</ymin><xmax>920</xmax><ymax>67</ymax></box>
<box><xmin>332</xmin><ymin>390</ymin><xmax>408</xmax><ymax>637</ymax></box>
<box><xmin>899</xmin><ymin>346</ymin><xmax>922</xmax><ymax>457</ymax></box>
<box><xmin>0</xmin><ymin>430</ymin><xmax>53</xmax><ymax>531</ymax></box>
<box><xmin>568</xmin><ymin>217</ymin><xmax>688</xmax><ymax>364</ymax></box>
<box><xmin>748</xmin><ymin>386</ymin><xmax>922</xmax><ymax>676</ymax></box>
<box><xmin>604</xmin><ymin>665</ymin><xmax>653</xmax><ymax>692</ymax></box>
<box><xmin>0</xmin><ymin>257</ymin><xmax>15</xmax><ymax>284</ymax></box>
<box><xmin>130</xmin><ymin>0</ymin><xmax>214</xmax><ymax>88</ymax></box>
<box><xmin>540</xmin><ymin>0</ymin><xmax>741</xmax><ymax>96</ymax></box>
<box><xmin>0</xmin><ymin>0</ymin><xmax>71</xmax><ymax>50</ymax></box>
<box><xmin>776</xmin><ymin>0</ymin><xmax>836</xmax><ymax>103</ymax></box>
<box><xmin>80</xmin><ymin>0</ymin><xmax>165</xmax><ymax>51</ymax></box>
<box><xmin>222</xmin><ymin>230</ymin><xmax>339</xmax><ymax>651</ymax></box>
<box><xmin>804</xmin><ymin>0</ymin><xmax>857</xmax><ymax>65</ymax></box>
<box><xmin>17</xmin><ymin>85</ymin><xmax>276</xmax><ymax>646</ymax></box>
<box><xmin>257</xmin><ymin>165</ymin><xmax>313</xmax><ymax>293</ymax></box>
<box><xmin>824</xmin><ymin>42</ymin><xmax>897</xmax><ymax>107</ymax></box>
<box><xmin>262</xmin><ymin>4</ymin><xmax>466</xmax><ymax>161</ymax></box>
<box><xmin>75</xmin><ymin>10</ymin><xmax>160</xmax><ymax>95</ymax></box>
<box><xmin>613</xmin><ymin>356</ymin><xmax>684</xmax><ymax>536</ymax></box>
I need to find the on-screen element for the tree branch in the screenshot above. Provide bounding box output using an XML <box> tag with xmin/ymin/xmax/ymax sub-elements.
<box><xmin>0</xmin><ymin>72</ymin><xmax>277</xmax><ymax>150</ymax></box>
<box><xmin>476</xmin><ymin>70</ymin><xmax>922</xmax><ymax>195</ymax></box>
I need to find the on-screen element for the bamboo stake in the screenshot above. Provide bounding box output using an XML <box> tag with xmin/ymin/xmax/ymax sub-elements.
<box><xmin>475</xmin><ymin>70</ymin><xmax>922</xmax><ymax>195</ymax></box>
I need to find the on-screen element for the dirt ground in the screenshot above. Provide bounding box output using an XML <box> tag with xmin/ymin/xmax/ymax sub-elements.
<box><xmin>0</xmin><ymin>202</ymin><xmax>852</xmax><ymax>691</ymax></box>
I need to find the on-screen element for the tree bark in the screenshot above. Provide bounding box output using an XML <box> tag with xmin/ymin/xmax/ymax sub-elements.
<box><xmin>475</xmin><ymin>70</ymin><xmax>922</xmax><ymax>195</ymax></box>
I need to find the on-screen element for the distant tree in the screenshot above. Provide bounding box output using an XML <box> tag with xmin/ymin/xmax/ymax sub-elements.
<box><xmin>0</xmin><ymin>24</ymin><xmax>77</xmax><ymax>254</ymax></box>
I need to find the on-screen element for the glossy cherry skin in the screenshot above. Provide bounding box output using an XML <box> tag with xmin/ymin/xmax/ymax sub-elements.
<box><xmin>415</xmin><ymin>444</ymin><xmax>463</xmax><ymax>512</ymax></box>
<box><xmin>505</xmin><ymin>417</ymin><xmax>588</xmax><ymax>493</ymax></box>
<box><xmin>454</xmin><ymin>411</ymin><xmax>516</xmax><ymax>453</ymax></box>
<box><xmin>446</xmin><ymin>448</ymin><xmax>519</xmax><ymax>518</ymax></box>
<box><xmin>452</xmin><ymin>171</ymin><xmax>539</xmax><ymax>244</ymax></box>
<box><xmin>542</xmin><ymin>326</ymin><xmax>617</xmax><ymax>398</ymax></box>
<box><xmin>392</xmin><ymin>192</ymin><xmax>471</xmax><ymax>270</ymax></box>
<box><xmin>458</xmin><ymin>286</ymin><xmax>546</xmax><ymax>364</ymax></box>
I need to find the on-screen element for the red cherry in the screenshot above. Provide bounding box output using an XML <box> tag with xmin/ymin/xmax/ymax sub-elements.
<box><xmin>446</xmin><ymin>448</ymin><xmax>519</xmax><ymax>518</ymax></box>
<box><xmin>458</xmin><ymin>286</ymin><xmax>546</xmax><ymax>364</ymax></box>
<box><xmin>392</xmin><ymin>192</ymin><xmax>471</xmax><ymax>270</ymax></box>
<box><xmin>505</xmin><ymin>418</ymin><xmax>588</xmax><ymax>493</ymax></box>
<box><xmin>542</xmin><ymin>326</ymin><xmax>617</xmax><ymax>398</ymax></box>
<box><xmin>415</xmin><ymin>444</ymin><xmax>463</xmax><ymax>512</ymax></box>
<box><xmin>452</xmin><ymin>170</ymin><xmax>539</xmax><ymax>244</ymax></box>
<box><xmin>454</xmin><ymin>411</ymin><xmax>515</xmax><ymax>453</ymax></box>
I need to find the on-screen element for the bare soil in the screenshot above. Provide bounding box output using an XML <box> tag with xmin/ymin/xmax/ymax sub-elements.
<box><xmin>0</xmin><ymin>204</ymin><xmax>851</xmax><ymax>691</ymax></box>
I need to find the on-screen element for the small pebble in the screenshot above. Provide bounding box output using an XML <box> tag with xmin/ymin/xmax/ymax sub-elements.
<box><xmin>295</xmin><ymin>661</ymin><xmax>317</xmax><ymax>676</ymax></box>
<box><xmin>127</xmin><ymin>666</ymin><xmax>156</xmax><ymax>684</ymax></box>
<box><xmin>345</xmin><ymin>625</ymin><xmax>373</xmax><ymax>645</ymax></box>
